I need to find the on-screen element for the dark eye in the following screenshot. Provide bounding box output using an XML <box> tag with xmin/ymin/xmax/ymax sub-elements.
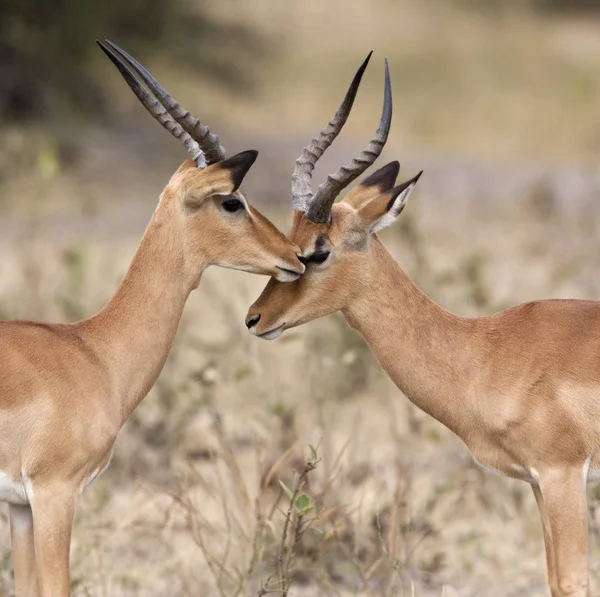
<box><xmin>309</xmin><ymin>251</ymin><xmax>330</xmax><ymax>264</ymax></box>
<box><xmin>221</xmin><ymin>198</ymin><xmax>244</xmax><ymax>213</ymax></box>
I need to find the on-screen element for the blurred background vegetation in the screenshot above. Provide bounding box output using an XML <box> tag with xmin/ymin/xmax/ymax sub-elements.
<box><xmin>3</xmin><ymin>1</ymin><xmax>600</xmax><ymax>596</ymax></box>
<box><xmin>0</xmin><ymin>0</ymin><xmax>264</xmax><ymax>121</ymax></box>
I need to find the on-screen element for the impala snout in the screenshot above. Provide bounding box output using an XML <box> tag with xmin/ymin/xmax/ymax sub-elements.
<box><xmin>246</xmin><ymin>314</ymin><xmax>261</xmax><ymax>329</ymax></box>
<box><xmin>271</xmin><ymin>243</ymin><xmax>305</xmax><ymax>282</ymax></box>
<box><xmin>246</xmin><ymin>308</ymin><xmax>281</xmax><ymax>339</ymax></box>
<box><xmin>249</xmin><ymin>213</ymin><xmax>305</xmax><ymax>282</ymax></box>
<box><xmin>245</xmin><ymin>315</ymin><xmax>285</xmax><ymax>340</ymax></box>
<box><xmin>274</xmin><ymin>260</ymin><xmax>304</xmax><ymax>282</ymax></box>
<box><xmin>245</xmin><ymin>279</ymin><xmax>292</xmax><ymax>339</ymax></box>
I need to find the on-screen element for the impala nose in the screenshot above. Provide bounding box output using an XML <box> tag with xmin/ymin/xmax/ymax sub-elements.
<box><xmin>246</xmin><ymin>314</ymin><xmax>261</xmax><ymax>329</ymax></box>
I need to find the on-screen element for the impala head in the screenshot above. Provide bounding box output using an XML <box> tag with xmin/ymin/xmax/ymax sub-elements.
<box><xmin>245</xmin><ymin>53</ymin><xmax>422</xmax><ymax>339</ymax></box>
<box><xmin>98</xmin><ymin>40</ymin><xmax>304</xmax><ymax>283</ymax></box>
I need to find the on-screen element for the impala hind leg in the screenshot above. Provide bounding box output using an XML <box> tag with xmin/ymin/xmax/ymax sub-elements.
<box><xmin>9</xmin><ymin>504</ymin><xmax>38</xmax><ymax>597</ymax></box>
<box><xmin>29</xmin><ymin>483</ymin><xmax>77</xmax><ymax>597</ymax></box>
<box><xmin>536</xmin><ymin>468</ymin><xmax>589</xmax><ymax>597</ymax></box>
<box><xmin>532</xmin><ymin>483</ymin><xmax>557</xmax><ymax>593</ymax></box>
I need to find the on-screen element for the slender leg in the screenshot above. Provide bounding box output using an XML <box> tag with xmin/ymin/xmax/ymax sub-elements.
<box><xmin>29</xmin><ymin>483</ymin><xmax>77</xmax><ymax>597</ymax></box>
<box><xmin>532</xmin><ymin>483</ymin><xmax>558</xmax><ymax>595</ymax></box>
<box><xmin>9</xmin><ymin>504</ymin><xmax>38</xmax><ymax>597</ymax></box>
<box><xmin>536</xmin><ymin>467</ymin><xmax>589</xmax><ymax>597</ymax></box>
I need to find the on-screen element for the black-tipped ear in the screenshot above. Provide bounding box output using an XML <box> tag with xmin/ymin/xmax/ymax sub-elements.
<box><xmin>357</xmin><ymin>169</ymin><xmax>422</xmax><ymax>234</ymax></box>
<box><xmin>361</xmin><ymin>161</ymin><xmax>400</xmax><ymax>192</ymax></box>
<box><xmin>219</xmin><ymin>150</ymin><xmax>259</xmax><ymax>191</ymax></box>
<box><xmin>386</xmin><ymin>170</ymin><xmax>423</xmax><ymax>211</ymax></box>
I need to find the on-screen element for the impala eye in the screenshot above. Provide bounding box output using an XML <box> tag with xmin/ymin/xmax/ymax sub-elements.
<box><xmin>309</xmin><ymin>251</ymin><xmax>330</xmax><ymax>264</ymax></box>
<box><xmin>221</xmin><ymin>198</ymin><xmax>244</xmax><ymax>213</ymax></box>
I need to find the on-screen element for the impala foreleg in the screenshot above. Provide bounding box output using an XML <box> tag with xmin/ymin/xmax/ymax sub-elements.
<box><xmin>29</xmin><ymin>482</ymin><xmax>77</xmax><ymax>597</ymax></box>
<box><xmin>535</xmin><ymin>467</ymin><xmax>589</xmax><ymax>597</ymax></box>
<box><xmin>10</xmin><ymin>503</ymin><xmax>38</xmax><ymax>597</ymax></box>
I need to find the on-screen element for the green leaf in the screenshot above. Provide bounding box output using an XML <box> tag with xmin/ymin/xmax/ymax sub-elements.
<box><xmin>279</xmin><ymin>480</ymin><xmax>294</xmax><ymax>501</ymax></box>
<box><xmin>308</xmin><ymin>444</ymin><xmax>318</xmax><ymax>462</ymax></box>
<box><xmin>294</xmin><ymin>493</ymin><xmax>311</xmax><ymax>511</ymax></box>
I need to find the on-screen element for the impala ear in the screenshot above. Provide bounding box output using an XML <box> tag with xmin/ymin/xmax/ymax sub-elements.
<box><xmin>217</xmin><ymin>150</ymin><xmax>259</xmax><ymax>191</ymax></box>
<box><xmin>357</xmin><ymin>171</ymin><xmax>422</xmax><ymax>234</ymax></box>
<box><xmin>181</xmin><ymin>150</ymin><xmax>259</xmax><ymax>208</ymax></box>
<box><xmin>343</xmin><ymin>161</ymin><xmax>400</xmax><ymax>209</ymax></box>
<box><xmin>361</xmin><ymin>160</ymin><xmax>400</xmax><ymax>191</ymax></box>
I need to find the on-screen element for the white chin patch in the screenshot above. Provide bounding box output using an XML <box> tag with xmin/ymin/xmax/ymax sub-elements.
<box><xmin>259</xmin><ymin>328</ymin><xmax>283</xmax><ymax>340</ymax></box>
<box><xmin>275</xmin><ymin>270</ymin><xmax>301</xmax><ymax>283</ymax></box>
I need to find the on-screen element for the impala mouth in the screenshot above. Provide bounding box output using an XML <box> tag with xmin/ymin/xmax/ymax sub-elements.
<box><xmin>252</xmin><ymin>325</ymin><xmax>284</xmax><ymax>340</ymax></box>
<box><xmin>275</xmin><ymin>266</ymin><xmax>302</xmax><ymax>283</ymax></box>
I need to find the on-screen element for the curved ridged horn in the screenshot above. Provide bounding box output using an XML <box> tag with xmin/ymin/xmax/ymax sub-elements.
<box><xmin>104</xmin><ymin>40</ymin><xmax>226</xmax><ymax>165</ymax></box>
<box><xmin>97</xmin><ymin>40</ymin><xmax>207</xmax><ymax>167</ymax></box>
<box><xmin>307</xmin><ymin>58</ymin><xmax>393</xmax><ymax>224</ymax></box>
<box><xmin>291</xmin><ymin>52</ymin><xmax>372</xmax><ymax>213</ymax></box>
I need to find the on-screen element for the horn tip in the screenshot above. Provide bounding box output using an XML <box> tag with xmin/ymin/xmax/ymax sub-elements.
<box><xmin>357</xmin><ymin>51</ymin><xmax>373</xmax><ymax>72</ymax></box>
<box><xmin>96</xmin><ymin>40</ymin><xmax>112</xmax><ymax>58</ymax></box>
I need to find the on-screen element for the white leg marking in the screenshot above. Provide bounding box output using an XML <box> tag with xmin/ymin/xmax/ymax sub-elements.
<box><xmin>22</xmin><ymin>474</ymin><xmax>34</xmax><ymax>509</ymax></box>
<box><xmin>510</xmin><ymin>464</ymin><xmax>539</xmax><ymax>484</ymax></box>
<box><xmin>583</xmin><ymin>456</ymin><xmax>592</xmax><ymax>488</ymax></box>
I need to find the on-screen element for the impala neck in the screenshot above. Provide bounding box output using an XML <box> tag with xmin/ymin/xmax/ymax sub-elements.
<box><xmin>80</xmin><ymin>199</ymin><xmax>203</xmax><ymax>423</ymax></box>
<box><xmin>344</xmin><ymin>238</ymin><xmax>480</xmax><ymax>435</ymax></box>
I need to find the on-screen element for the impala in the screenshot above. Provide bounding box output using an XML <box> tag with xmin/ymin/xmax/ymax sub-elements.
<box><xmin>246</xmin><ymin>54</ymin><xmax>596</xmax><ymax>597</ymax></box>
<box><xmin>0</xmin><ymin>40</ymin><xmax>304</xmax><ymax>596</ymax></box>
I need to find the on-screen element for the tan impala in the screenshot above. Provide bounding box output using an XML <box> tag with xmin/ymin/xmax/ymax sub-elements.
<box><xmin>247</xmin><ymin>54</ymin><xmax>597</xmax><ymax>597</ymax></box>
<box><xmin>0</xmin><ymin>40</ymin><xmax>304</xmax><ymax>597</ymax></box>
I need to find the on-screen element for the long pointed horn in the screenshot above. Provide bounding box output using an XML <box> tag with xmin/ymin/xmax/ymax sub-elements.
<box><xmin>104</xmin><ymin>40</ymin><xmax>226</xmax><ymax>165</ymax></box>
<box><xmin>291</xmin><ymin>52</ymin><xmax>372</xmax><ymax>213</ymax></box>
<box><xmin>97</xmin><ymin>40</ymin><xmax>206</xmax><ymax>168</ymax></box>
<box><xmin>307</xmin><ymin>58</ymin><xmax>393</xmax><ymax>223</ymax></box>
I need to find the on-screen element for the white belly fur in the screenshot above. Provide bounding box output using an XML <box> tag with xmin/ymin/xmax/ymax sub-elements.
<box><xmin>0</xmin><ymin>471</ymin><xmax>28</xmax><ymax>505</ymax></box>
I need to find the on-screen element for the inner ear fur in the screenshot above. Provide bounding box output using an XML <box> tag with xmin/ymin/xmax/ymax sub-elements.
<box><xmin>356</xmin><ymin>171</ymin><xmax>422</xmax><ymax>230</ymax></box>
<box><xmin>343</xmin><ymin>161</ymin><xmax>400</xmax><ymax>209</ymax></box>
<box><xmin>356</xmin><ymin>187</ymin><xmax>399</xmax><ymax>225</ymax></box>
<box><xmin>179</xmin><ymin>150</ymin><xmax>259</xmax><ymax>208</ymax></box>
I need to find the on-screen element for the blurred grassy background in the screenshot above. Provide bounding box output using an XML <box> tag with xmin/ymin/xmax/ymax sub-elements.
<box><xmin>3</xmin><ymin>0</ymin><xmax>600</xmax><ymax>595</ymax></box>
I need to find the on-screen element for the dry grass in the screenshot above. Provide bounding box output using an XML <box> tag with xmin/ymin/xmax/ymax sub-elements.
<box><xmin>2</xmin><ymin>160</ymin><xmax>600</xmax><ymax>595</ymax></box>
<box><xmin>3</xmin><ymin>1</ymin><xmax>600</xmax><ymax>595</ymax></box>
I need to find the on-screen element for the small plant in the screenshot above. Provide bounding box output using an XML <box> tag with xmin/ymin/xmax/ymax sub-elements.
<box><xmin>258</xmin><ymin>445</ymin><xmax>320</xmax><ymax>597</ymax></box>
